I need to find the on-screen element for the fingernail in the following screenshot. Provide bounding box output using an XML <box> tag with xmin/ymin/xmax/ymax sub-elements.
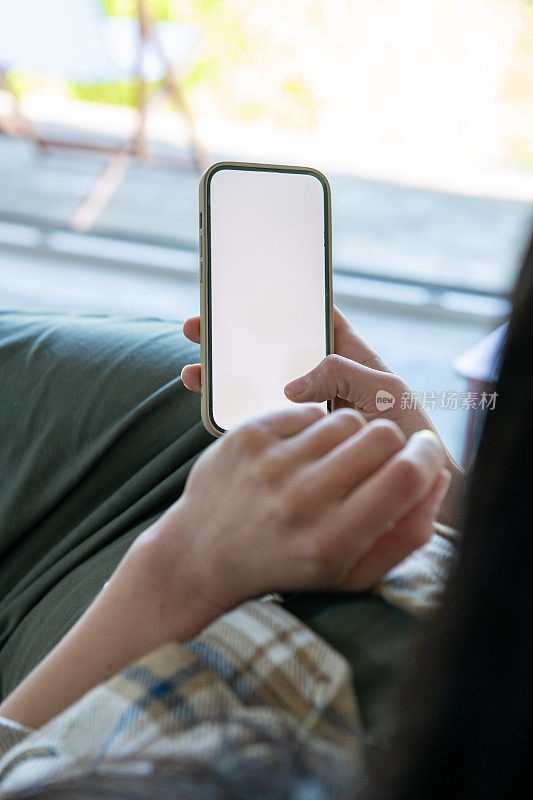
<box><xmin>408</xmin><ymin>429</ymin><xmax>441</xmax><ymax>452</ymax></box>
<box><xmin>285</xmin><ymin>375</ymin><xmax>308</xmax><ymax>396</ymax></box>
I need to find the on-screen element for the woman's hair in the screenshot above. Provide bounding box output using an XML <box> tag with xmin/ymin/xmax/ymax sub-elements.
<box><xmin>369</xmin><ymin>229</ymin><xmax>533</xmax><ymax>800</ymax></box>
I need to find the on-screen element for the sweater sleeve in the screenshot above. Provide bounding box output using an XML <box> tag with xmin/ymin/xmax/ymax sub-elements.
<box><xmin>375</xmin><ymin>522</ymin><xmax>460</xmax><ymax>617</ymax></box>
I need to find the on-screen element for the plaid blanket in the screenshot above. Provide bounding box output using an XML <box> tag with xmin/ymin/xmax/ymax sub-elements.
<box><xmin>0</xmin><ymin>523</ymin><xmax>457</xmax><ymax>794</ymax></box>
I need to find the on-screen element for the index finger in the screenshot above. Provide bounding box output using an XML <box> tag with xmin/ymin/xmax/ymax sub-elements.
<box><xmin>183</xmin><ymin>316</ymin><xmax>201</xmax><ymax>343</ymax></box>
<box><xmin>334</xmin><ymin>306</ymin><xmax>391</xmax><ymax>373</ymax></box>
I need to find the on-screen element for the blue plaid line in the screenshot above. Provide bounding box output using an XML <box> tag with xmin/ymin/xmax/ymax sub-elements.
<box><xmin>96</xmin><ymin>661</ymin><xmax>203</xmax><ymax>762</ymax></box>
<box><xmin>185</xmin><ymin>639</ymin><xmax>259</xmax><ymax>705</ymax></box>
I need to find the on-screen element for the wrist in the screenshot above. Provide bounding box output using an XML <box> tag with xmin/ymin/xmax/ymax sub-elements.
<box><xmin>0</xmin><ymin>522</ymin><xmax>220</xmax><ymax>730</ymax></box>
<box><xmin>125</xmin><ymin>507</ymin><xmax>223</xmax><ymax>643</ymax></box>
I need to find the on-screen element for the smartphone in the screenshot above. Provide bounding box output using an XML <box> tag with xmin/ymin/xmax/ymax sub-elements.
<box><xmin>199</xmin><ymin>161</ymin><xmax>333</xmax><ymax>436</ymax></box>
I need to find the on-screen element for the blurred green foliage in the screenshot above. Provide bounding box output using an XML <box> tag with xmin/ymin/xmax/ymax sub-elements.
<box><xmin>5</xmin><ymin>0</ymin><xmax>320</xmax><ymax>132</ymax></box>
<box><xmin>101</xmin><ymin>0</ymin><xmax>225</xmax><ymax>18</ymax></box>
<box><xmin>69</xmin><ymin>81</ymin><xmax>146</xmax><ymax>106</ymax></box>
<box><xmin>283</xmin><ymin>80</ymin><xmax>316</xmax><ymax>112</ymax></box>
<box><xmin>102</xmin><ymin>0</ymin><xmax>175</xmax><ymax>19</ymax></box>
<box><xmin>70</xmin><ymin>0</ymin><xmax>232</xmax><ymax>106</ymax></box>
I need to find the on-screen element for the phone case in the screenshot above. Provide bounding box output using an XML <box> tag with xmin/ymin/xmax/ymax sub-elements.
<box><xmin>198</xmin><ymin>161</ymin><xmax>333</xmax><ymax>437</ymax></box>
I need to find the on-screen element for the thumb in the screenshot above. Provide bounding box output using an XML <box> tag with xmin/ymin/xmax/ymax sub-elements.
<box><xmin>284</xmin><ymin>354</ymin><xmax>391</xmax><ymax>409</ymax></box>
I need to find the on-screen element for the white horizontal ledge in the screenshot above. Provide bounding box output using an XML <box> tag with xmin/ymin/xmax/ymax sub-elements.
<box><xmin>0</xmin><ymin>218</ymin><xmax>510</xmax><ymax>321</ymax></box>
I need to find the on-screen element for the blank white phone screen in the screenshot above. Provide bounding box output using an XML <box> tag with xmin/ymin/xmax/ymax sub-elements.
<box><xmin>208</xmin><ymin>167</ymin><xmax>328</xmax><ymax>431</ymax></box>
